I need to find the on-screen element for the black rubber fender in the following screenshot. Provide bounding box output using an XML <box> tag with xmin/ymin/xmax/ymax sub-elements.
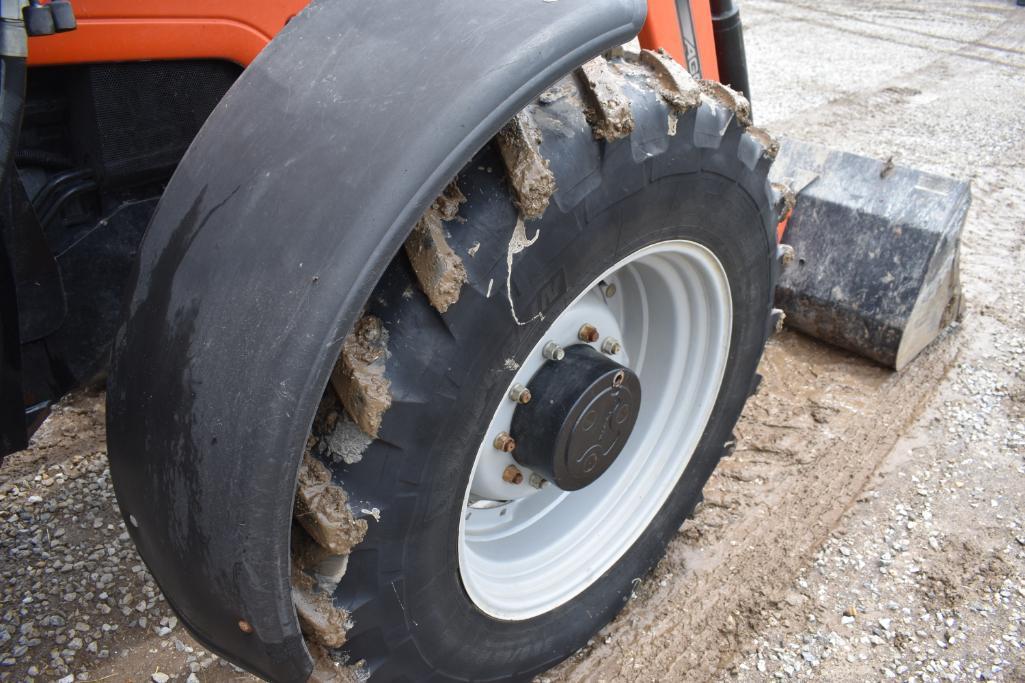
<box><xmin>104</xmin><ymin>1</ymin><xmax>646</xmax><ymax>681</ymax></box>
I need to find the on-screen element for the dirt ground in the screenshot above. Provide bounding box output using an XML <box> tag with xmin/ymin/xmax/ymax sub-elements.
<box><xmin>2</xmin><ymin>0</ymin><xmax>1024</xmax><ymax>681</ymax></box>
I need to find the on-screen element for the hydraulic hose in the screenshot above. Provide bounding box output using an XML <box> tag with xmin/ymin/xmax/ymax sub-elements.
<box><xmin>710</xmin><ymin>0</ymin><xmax>752</xmax><ymax>116</ymax></box>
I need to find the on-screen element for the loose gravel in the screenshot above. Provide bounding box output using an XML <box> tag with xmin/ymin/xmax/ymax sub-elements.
<box><xmin>727</xmin><ymin>333</ymin><xmax>1025</xmax><ymax>682</ymax></box>
<box><xmin>0</xmin><ymin>396</ymin><xmax>257</xmax><ymax>682</ymax></box>
<box><xmin>722</xmin><ymin>0</ymin><xmax>1025</xmax><ymax>679</ymax></box>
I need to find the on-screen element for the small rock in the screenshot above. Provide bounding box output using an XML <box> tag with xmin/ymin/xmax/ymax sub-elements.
<box><xmin>785</xmin><ymin>592</ymin><xmax>807</xmax><ymax>607</ymax></box>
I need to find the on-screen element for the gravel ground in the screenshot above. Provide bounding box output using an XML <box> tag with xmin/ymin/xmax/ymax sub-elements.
<box><xmin>725</xmin><ymin>325</ymin><xmax>1025</xmax><ymax>682</ymax></box>
<box><xmin>0</xmin><ymin>397</ymin><xmax>249</xmax><ymax>682</ymax></box>
<box><xmin>2</xmin><ymin>1</ymin><xmax>1024</xmax><ymax>682</ymax></box>
<box><xmin>724</xmin><ymin>1</ymin><xmax>1025</xmax><ymax>680</ymax></box>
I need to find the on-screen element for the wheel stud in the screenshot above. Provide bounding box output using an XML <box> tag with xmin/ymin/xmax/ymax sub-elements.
<box><xmin>601</xmin><ymin>337</ymin><xmax>622</xmax><ymax>355</ymax></box>
<box><xmin>508</xmin><ymin>383</ymin><xmax>532</xmax><ymax>404</ymax></box>
<box><xmin>502</xmin><ymin>465</ymin><xmax>524</xmax><ymax>485</ymax></box>
<box><xmin>528</xmin><ymin>472</ymin><xmax>547</xmax><ymax>489</ymax></box>
<box><xmin>542</xmin><ymin>341</ymin><xmax>565</xmax><ymax>361</ymax></box>
<box><xmin>494</xmin><ymin>432</ymin><xmax>516</xmax><ymax>452</ymax></box>
<box><xmin>578</xmin><ymin>323</ymin><xmax>600</xmax><ymax>343</ymax></box>
<box><xmin>612</xmin><ymin>370</ymin><xmax>625</xmax><ymax>387</ymax></box>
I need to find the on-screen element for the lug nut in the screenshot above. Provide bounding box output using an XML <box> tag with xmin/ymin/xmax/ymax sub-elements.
<box><xmin>508</xmin><ymin>383</ymin><xmax>532</xmax><ymax>404</ymax></box>
<box><xmin>601</xmin><ymin>337</ymin><xmax>622</xmax><ymax>355</ymax></box>
<box><xmin>578</xmin><ymin>323</ymin><xmax>600</xmax><ymax>343</ymax></box>
<box><xmin>542</xmin><ymin>341</ymin><xmax>565</xmax><ymax>361</ymax></box>
<box><xmin>612</xmin><ymin>370</ymin><xmax>625</xmax><ymax>387</ymax></box>
<box><xmin>493</xmin><ymin>432</ymin><xmax>516</xmax><ymax>452</ymax></box>
<box><xmin>604</xmin><ymin>283</ymin><xmax>617</xmax><ymax>298</ymax></box>
<box><xmin>238</xmin><ymin>620</ymin><xmax>253</xmax><ymax>634</ymax></box>
<box><xmin>528</xmin><ymin>473</ymin><xmax>548</xmax><ymax>489</ymax></box>
<box><xmin>502</xmin><ymin>465</ymin><xmax>524</xmax><ymax>485</ymax></box>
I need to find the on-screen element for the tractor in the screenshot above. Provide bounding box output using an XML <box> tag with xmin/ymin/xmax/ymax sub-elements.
<box><xmin>0</xmin><ymin>0</ymin><xmax>967</xmax><ymax>680</ymax></box>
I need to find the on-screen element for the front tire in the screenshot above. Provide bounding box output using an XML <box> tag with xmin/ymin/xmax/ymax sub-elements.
<box><xmin>299</xmin><ymin>50</ymin><xmax>781</xmax><ymax>681</ymax></box>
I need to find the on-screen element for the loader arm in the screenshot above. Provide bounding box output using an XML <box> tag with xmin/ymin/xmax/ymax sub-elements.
<box><xmin>104</xmin><ymin>0</ymin><xmax>646</xmax><ymax>680</ymax></box>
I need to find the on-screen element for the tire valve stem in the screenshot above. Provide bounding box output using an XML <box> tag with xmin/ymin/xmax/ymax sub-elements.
<box><xmin>503</xmin><ymin>465</ymin><xmax>524</xmax><ymax>485</ymax></box>
<box><xmin>601</xmin><ymin>337</ymin><xmax>622</xmax><ymax>355</ymax></box>
<box><xmin>508</xmin><ymin>383</ymin><xmax>532</xmax><ymax>404</ymax></box>
<box><xmin>494</xmin><ymin>432</ymin><xmax>516</xmax><ymax>453</ymax></box>
<box><xmin>578</xmin><ymin>323</ymin><xmax>600</xmax><ymax>343</ymax></box>
<box><xmin>542</xmin><ymin>341</ymin><xmax>565</xmax><ymax>361</ymax></box>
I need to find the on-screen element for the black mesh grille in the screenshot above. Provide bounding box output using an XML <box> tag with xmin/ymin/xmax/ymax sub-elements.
<box><xmin>71</xmin><ymin>60</ymin><xmax>241</xmax><ymax>187</ymax></box>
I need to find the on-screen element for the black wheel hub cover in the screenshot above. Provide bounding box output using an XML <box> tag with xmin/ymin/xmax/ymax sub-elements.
<box><xmin>511</xmin><ymin>344</ymin><xmax>641</xmax><ymax>491</ymax></box>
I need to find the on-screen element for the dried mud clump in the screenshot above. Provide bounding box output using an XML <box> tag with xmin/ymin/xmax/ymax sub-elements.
<box><xmin>698</xmin><ymin>80</ymin><xmax>752</xmax><ymax>126</ymax></box>
<box><xmin>405</xmin><ymin>182</ymin><xmax>468</xmax><ymax>313</ymax></box>
<box><xmin>605</xmin><ymin>36</ymin><xmax>642</xmax><ymax>61</ymax></box>
<box><xmin>325</xmin><ymin>411</ymin><xmax>372</xmax><ymax>465</ymax></box>
<box><xmin>307</xmin><ymin>642</ymin><xmax>366</xmax><ymax>683</ymax></box>
<box><xmin>496</xmin><ymin>110</ymin><xmax>556</xmax><ymax>220</ymax></box>
<box><xmin>745</xmin><ymin>126</ymin><xmax>781</xmax><ymax>160</ymax></box>
<box><xmin>577</xmin><ymin>56</ymin><xmax>635</xmax><ymax>141</ymax></box>
<box><xmin>639</xmin><ymin>48</ymin><xmax>702</xmax><ymax>111</ymax></box>
<box><xmin>919</xmin><ymin>541</ymin><xmax>1013</xmax><ymax>608</ymax></box>
<box><xmin>294</xmin><ymin>453</ymin><xmax>368</xmax><ymax>556</ymax></box>
<box><xmin>292</xmin><ymin>563</ymin><xmax>351</xmax><ymax>650</ymax></box>
<box><xmin>771</xmin><ymin>182</ymin><xmax>797</xmax><ymax>224</ymax></box>
<box><xmin>330</xmin><ymin>315</ymin><xmax>391</xmax><ymax>438</ymax></box>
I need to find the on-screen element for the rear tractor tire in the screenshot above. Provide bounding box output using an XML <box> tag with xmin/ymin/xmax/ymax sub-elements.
<box><xmin>291</xmin><ymin>48</ymin><xmax>784</xmax><ymax>681</ymax></box>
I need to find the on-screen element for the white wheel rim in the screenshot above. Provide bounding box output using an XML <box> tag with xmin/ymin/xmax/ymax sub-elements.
<box><xmin>457</xmin><ymin>240</ymin><xmax>733</xmax><ymax>620</ymax></box>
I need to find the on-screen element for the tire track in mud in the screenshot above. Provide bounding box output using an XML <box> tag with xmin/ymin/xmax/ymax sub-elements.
<box><xmin>545</xmin><ymin>329</ymin><xmax>959</xmax><ymax>682</ymax></box>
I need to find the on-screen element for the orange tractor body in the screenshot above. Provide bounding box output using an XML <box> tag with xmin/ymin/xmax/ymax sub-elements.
<box><xmin>28</xmin><ymin>0</ymin><xmax>717</xmax><ymax>75</ymax></box>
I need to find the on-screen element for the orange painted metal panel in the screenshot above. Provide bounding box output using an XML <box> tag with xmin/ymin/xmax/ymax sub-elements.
<box><xmin>27</xmin><ymin>0</ymin><xmax>308</xmax><ymax>66</ymax></box>
<box><xmin>638</xmin><ymin>0</ymin><xmax>686</xmax><ymax>65</ymax></box>
<box><xmin>32</xmin><ymin>0</ymin><xmax>722</xmax><ymax>80</ymax></box>
<box><xmin>777</xmin><ymin>211</ymin><xmax>792</xmax><ymax>243</ymax></box>
<box><xmin>687</xmin><ymin>0</ymin><xmax>719</xmax><ymax>81</ymax></box>
<box><xmin>639</xmin><ymin>0</ymin><xmax>719</xmax><ymax>81</ymax></box>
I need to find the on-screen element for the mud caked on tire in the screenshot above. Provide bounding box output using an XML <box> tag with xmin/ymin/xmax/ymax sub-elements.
<box><xmin>293</xmin><ymin>48</ymin><xmax>783</xmax><ymax>681</ymax></box>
